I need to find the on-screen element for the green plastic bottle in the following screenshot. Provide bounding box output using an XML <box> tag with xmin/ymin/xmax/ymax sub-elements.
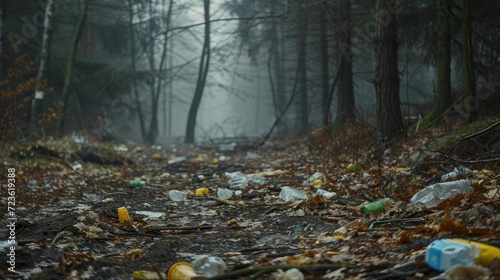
<box><xmin>361</xmin><ymin>198</ymin><xmax>390</xmax><ymax>214</ymax></box>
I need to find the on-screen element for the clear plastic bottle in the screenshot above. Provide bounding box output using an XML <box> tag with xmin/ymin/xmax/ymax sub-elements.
<box><xmin>441</xmin><ymin>166</ymin><xmax>472</xmax><ymax>181</ymax></box>
<box><xmin>279</xmin><ymin>186</ymin><xmax>308</xmax><ymax>201</ymax></box>
<box><xmin>426</xmin><ymin>239</ymin><xmax>479</xmax><ymax>271</ymax></box>
<box><xmin>192</xmin><ymin>255</ymin><xmax>226</xmax><ymax>277</ymax></box>
<box><xmin>410</xmin><ymin>179</ymin><xmax>472</xmax><ymax>208</ymax></box>
<box><xmin>304</xmin><ymin>172</ymin><xmax>326</xmax><ymax>186</ymax></box>
<box><xmin>168</xmin><ymin>190</ymin><xmax>187</xmax><ymax>201</ymax></box>
<box><xmin>226</xmin><ymin>172</ymin><xmax>248</xmax><ymax>190</ymax></box>
<box><xmin>248</xmin><ymin>175</ymin><xmax>266</xmax><ymax>185</ymax></box>
<box><xmin>217</xmin><ymin>188</ymin><xmax>233</xmax><ymax>199</ymax></box>
<box><xmin>316</xmin><ymin>189</ymin><xmax>337</xmax><ymax>200</ymax></box>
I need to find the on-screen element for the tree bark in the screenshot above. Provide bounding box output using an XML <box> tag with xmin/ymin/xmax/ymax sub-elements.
<box><xmin>374</xmin><ymin>0</ymin><xmax>404</xmax><ymax>144</ymax></box>
<box><xmin>335</xmin><ymin>0</ymin><xmax>355</xmax><ymax>128</ymax></box>
<box><xmin>185</xmin><ymin>0</ymin><xmax>210</xmax><ymax>144</ymax></box>
<box><xmin>31</xmin><ymin>0</ymin><xmax>54</xmax><ymax>132</ymax></box>
<box><xmin>57</xmin><ymin>0</ymin><xmax>90</xmax><ymax>133</ymax></box>
<box><xmin>435</xmin><ymin>0</ymin><xmax>452</xmax><ymax>117</ymax></box>
<box><xmin>296</xmin><ymin>6</ymin><xmax>308</xmax><ymax>133</ymax></box>
<box><xmin>127</xmin><ymin>0</ymin><xmax>146</xmax><ymax>139</ymax></box>
<box><xmin>0</xmin><ymin>0</ymin><xmax>3</xmax><ymax>73</ymax></box>
<box><xmin>145</xmin><ymin>0</ymin><xmax>173</xmax><ymax>144</ymax></box>
<box><xmin>319</xmin><ymin>3</ymin><xmax>330</xmax><ymax>126</ymax></box>
<box><xmin>461</xmin><ymin>0</ymin><xmax>477</xmax><ymax>123</ymax></box>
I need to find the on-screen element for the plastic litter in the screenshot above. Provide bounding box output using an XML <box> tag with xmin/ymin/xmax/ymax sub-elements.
<box><xmin>168</xmin><ymin>262</ymin><xmax>206</xmax><ymax>280</ymax></box>
<box><xmin>195</xmin><ymin>188</ymin><xmax>209</xmax><ymax>196</ymax></box>
<box><xmin>279</xmin><ymin>186</ymin><xmax>308</xmax><ymax>202</ymax></box>
<box><xmin>192</xmin><ymin>255</ymin><xmax>227</xmax><ymax>277</ymax></box>
<box><xmin>271</xmin><ymin>268</ymin><xmax>304</xmax><ymax>280</ymax></box>
<box><xmin>168</xmin><ymin>156</ymin><xmax>187</xmax><ymax>164</ymax></box>
<box><xmin>217</xmin><ymin>188</ymin><xmax>233</xmax><ymax>199</ymax></box>
<box><xmin>426</xmin><ymin>239</ymin><xmax>479</xmax><ymax>271</ymax></box>
<box><xmin>361</xmin><ymin>198</ymin><xmax>391</xmax><ymax>214</ymax></box>
<box><xmin>344</xmin><ymin>163</ymin><xmax>362</xmax><ymax>172</ymax></box>
<box><xmin>118</xmin><ymin>207</ymin><xmax>131</xmax><ymax>223</ymax></box>
<box><xmin>304</xmin><ymin>172</ymin><xmax>326</xmax><ymax>186</ymax></box>
<box><xmin>410</xmin><ymin>179</ymin><xmax>473</xmax><ymax>208</ymax></box>
<box><xmin>168</xmin><ymin>190</ymin><xmax>187</xmax><ymax>202</ymax></box>
<box><xmin>130</xmin><ymin>179</ymin><xmax>145</xmax><ymax>188</ymax></box>
<box><xmin>316</xmin><ymin>189</ymin><xmax>337</xmax><ymax>199</ymax></box>
<box><xmin>441</xmin><ymin>166</ymin><xmax>472</xmax><ymax>181</ymax></box>
<box><xmin>0</xmin><ymin>240</ymin><xmax>17</xmax><ymax>250</ymax></box>
<box><xmin>246</xmin><ymin>152</ymin><xmax>260</xmax><ymax>159</ymax></box>
<box><xmin>450</xmin><ymin>238</ymin><xmax>500</xmax><ymax>267</ymax></box>
<box><xmin>248</xmin><ymin>175</ymin><xmax>267</xmax><ymax>185</ymax></box>
<box><xmin>226</xmin><ymin>172</ymin><xmax>248</xmax><ymax>190</ymax></box>
<box><xmin>219</xmin><ymin>143</ymin><xmax>236</xmax><ymax>152</ymax></box>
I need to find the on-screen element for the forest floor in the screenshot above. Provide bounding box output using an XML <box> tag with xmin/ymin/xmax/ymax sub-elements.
<box><xmin>1</xmin><ymin>120</ymin><xmax>500</xmax><ymax>280</ymax></box>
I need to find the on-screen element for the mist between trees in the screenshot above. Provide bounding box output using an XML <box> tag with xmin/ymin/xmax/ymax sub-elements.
<box><xmin>1</xmin><ymin>0</ymin><xmax>499</xmax><ymax>145</ymax></box>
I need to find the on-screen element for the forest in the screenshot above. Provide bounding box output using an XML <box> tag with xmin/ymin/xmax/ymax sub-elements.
<box><xmin>0</xmin><ymin>0</ymin><xmax>499</xmax><ymax>279</ymax></box>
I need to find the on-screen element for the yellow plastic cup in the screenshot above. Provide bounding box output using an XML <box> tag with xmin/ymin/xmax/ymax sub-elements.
<box><xmin>167</xmin><ymin>262</ymin><xmax>207</xmax><ymax>280</ymax></box>
<box><xmin>450</xmin><ymin>238</ymin><xmax>500</xmax><ymax>267</ymax></box>
<box><xmin>118</xmin><ymin>207</ymin><xmax>131</xmax><ymax>223</ymax></box>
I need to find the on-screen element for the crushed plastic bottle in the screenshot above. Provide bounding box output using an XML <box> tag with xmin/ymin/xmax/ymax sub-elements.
<box><xmin>168</xmin><ymin>190</ymin><xmax>187</xmax><ymax>202</ymax></box>
<box><xmin>192</xmin><ymin>255</ymin><xmax>227</xmax><ymax>277</ymax></box>
<box><xmin>217</xmin><ymin>188</ymin><xmax>233</xmax><ymax>199</ymax></box>
<box><xmin>304</xmin><ymin>172</ymin><xmax>326</xmax><ymax>186</ymax></box>
<box><xmin>441</xmin><ymin>166</ymin><xmax>472</xmax><ymax>181</ymax></box>
<box><xmin>248</xmin><ymin>175</ymin><xmax>266</xmax><ymax>185</ymax></box>
<box><xmin>168</xmin><ymin>156</ymin><xmax>187</xmax><ymax>164</ymax></box>
<box><xmin>316</xmin><ymin>189</ymin><xmax>337</xmax><ymax>199</ymax></box>
<box><xmin>410</xmin><ymin>179</ymin><xmax>473</xmax><ymax>208</ymax></box>
<box><xmin>426</xmin><ymin>239</ymin><xmax>479</xmax><ymax>271</ymax></box>
<box><xmin>361</xmin><ymin>198</ymin><xmax>391</xmax><ymax>214</ymax></box>
<box><xmin>130</xmin><ymin>179</ymin><xmax>145</xmax><ymax>188</ymax></box>
<box><xmin>271</xmin><ymin>268</ymin><xmax>304</xmax><ymax>280</ymax></box>
<box><xmin>225</xmin><ymin>172</ymin><xmax>248</xmax><ymax>190</ymax></box>
<box><xmin>279</xmin><ymin>186</ymin><xmax>308</xmax><ymax>202</ymax></box>
<box><xmin>450</xmin><ymin>238</ymin><xmax>500</xmax><ymax>267</ymax></box>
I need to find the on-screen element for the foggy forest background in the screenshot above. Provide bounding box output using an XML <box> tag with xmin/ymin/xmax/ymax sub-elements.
<box><xmin>1</xmin><ymin>0</ymin><xmax>499</xmax><ymax>146</ymax></box>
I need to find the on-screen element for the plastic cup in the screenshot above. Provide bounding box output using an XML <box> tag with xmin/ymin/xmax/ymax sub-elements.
<box><xmin>118</xmin><ymin>207</ymin><xmax>131</xmax><ymax>223</ymax></box>
<box><xmin>168</xmin><ymin>262</ymin><xmax>206</xmax><ymax>280</ymax></box>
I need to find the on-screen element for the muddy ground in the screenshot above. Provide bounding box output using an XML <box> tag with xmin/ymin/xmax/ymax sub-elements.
<box><xmin>1</xmin><ymin>133</ymin><xmax>499</xmax><ymax>279</ymax></box>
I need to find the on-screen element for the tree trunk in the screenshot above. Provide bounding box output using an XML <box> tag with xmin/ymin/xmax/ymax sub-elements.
<box><xmin>127</xmin><ymin>0</ymin><xmax>146</xmax><ymax>139</ymax></box>
<box><xmin>374</xmin><ymin>0</ymin><xmax>404</xmax><ymax>144</ymax></box>
<box><xmin>319</xmin><ymin>3</ymin><xmax>330</xmax><ymax>126</ymax></box>
<box><xmin>57</xmin><ymin>0</ymin><xmax>90</xmax><ymax>133</ymax></box>
<box><xmin>269</xmin><ymin>0</ymin><xmax>286</xmax><ymax>135</ymax></box>
<box><xmin>0</xmin><ymin>1</ymin><xmax>3</xmax><ymax>73</ymax></box>
<box><xmin>435</xmin><ymin>0</ymin><xmax>452</xmax><ymax>117</ymax></box>
<box><xmin>296</xmin><ymin>6</ymin><xmax>308</xmax><ymax>133</ymax></box>
<box><xmin>31</xmin><ymin>0</ymin><xmax>54</xmax><ymax>132</ymax></box>
<box><xmin>461</xmin><ymin>0</ymin><xmax>477</xmax><ymax>123</ymax></box>
<box><xmin>185</xmin><ymin>0</ymin><xmax>210</xmax><ymax>144</ymax></box>
<box><xmin>145</xmin><ymin>0</ymin><xmax>173</xmax><ymax>144</ymax></box>
<box><xmin>335</xmin><ymin>0</ymin><xmax>355</xmax><ymax>128</ymax></box>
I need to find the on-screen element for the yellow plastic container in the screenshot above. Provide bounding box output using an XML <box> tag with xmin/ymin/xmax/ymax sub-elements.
<box><xmin>167</xmin><ymin>262</ymin><xmax>206</xmax><ymax>280</ymax></box>
<box><xmin>451</xmin><ymin>238</ymin><xmax>500</xmax><ymax>267</ymax></box>
<box><xmin>195</xmin><ymin>188</ymin><xmax>209</xmax><ymax>196</ymax></box>
<box><xmin>118</xmin><ymin>207</ymin><xmax>131</xmax><ymax>223</ymax></box>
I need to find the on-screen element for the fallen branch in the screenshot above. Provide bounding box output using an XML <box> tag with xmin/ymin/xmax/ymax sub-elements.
<box><xmin>458</xmin><ymin>119</ymin><xmax>500</xmax><ymax>142</ymax></box>
<box><xmin>207</xmin><ymin>264</ymin><xmax>354</xmax><ymax>280</ymax></box>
